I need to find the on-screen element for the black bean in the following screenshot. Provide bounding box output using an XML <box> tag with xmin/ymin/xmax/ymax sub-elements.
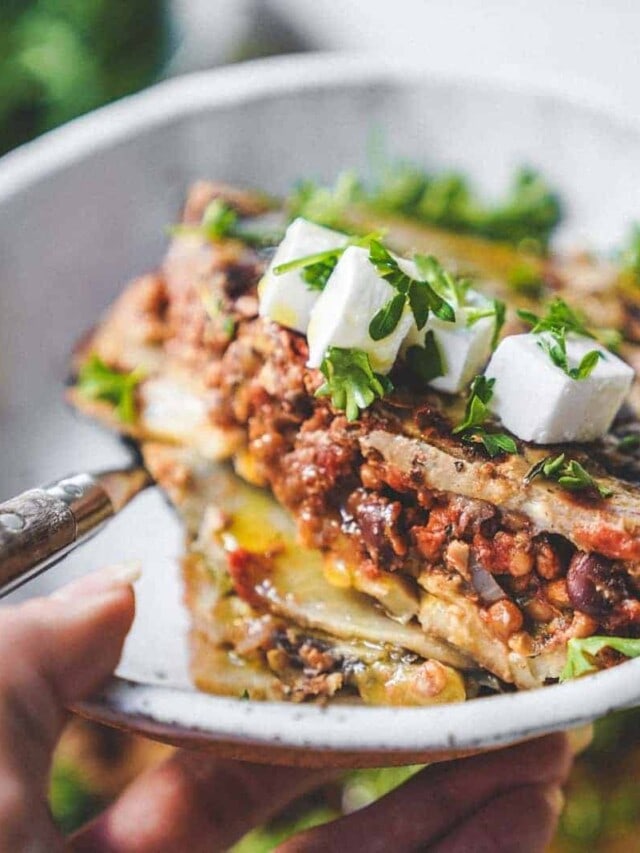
<box><xmin>566</xmin><ymin>552</ymin><xmax>631</xmax><ymax>618</ymax></box>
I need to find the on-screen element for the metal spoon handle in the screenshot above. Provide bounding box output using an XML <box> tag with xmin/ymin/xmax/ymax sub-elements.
<box><xmin>0</xmin><ymin>474</ymin><xmax>114</xmax><ymax>597</ymax></box>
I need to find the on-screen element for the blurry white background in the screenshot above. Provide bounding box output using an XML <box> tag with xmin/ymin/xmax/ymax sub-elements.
<box><xmin>171</xmin><ymin>0</ymin><xmax>640</xmax><ymax>116</ymax></box>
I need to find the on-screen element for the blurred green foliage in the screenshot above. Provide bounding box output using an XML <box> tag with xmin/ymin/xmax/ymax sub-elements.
<box><xmin>0</xmin><ymin>0</ymin><xmax>168</xmax><ymax>155</ymax></box>
<box><xmin>49</xmin><ymin>761</ymin><xmax>104</xmax><ymax>835</ymax></box>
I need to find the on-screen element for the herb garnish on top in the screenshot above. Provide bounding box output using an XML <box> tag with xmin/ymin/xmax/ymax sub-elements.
<box><xmin>77</xmin><ymin>355</ymin><xmax>144</xmax><ymax>423</ymax></box>
<box><xmin>524</xmin><ymin>452</ymin><xmax>612</xmax><ymax>498</ymax></box>
<box><xmin>315</xmin><ymin>347</ymin><xmax>392</xmax><ymax>422</ymax></box>
<box><xmin>452</xmin><ymin>376</ymin><xmax>518</xmax><ymax>457</ymax></box>
<box><xmin>367</xmin><ymin>242</ymin><xmax>455</xmax><ymax>340</ymax></box>
<box><xmin>517</xmin><ymin>298</ymin><xmax>604</xmax><ymax>380</ymax></box>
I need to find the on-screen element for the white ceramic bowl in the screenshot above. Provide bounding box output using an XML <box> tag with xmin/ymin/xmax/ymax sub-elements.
<box><xmin>2</xmin><ymin>54</ymin><xmax>640</xmax><ymax>767</ymax></box>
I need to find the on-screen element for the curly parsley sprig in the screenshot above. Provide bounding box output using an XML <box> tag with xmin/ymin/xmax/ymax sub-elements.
<box><xmin>77</xmin><ymin>355</ymin><xmax>144</xmax><ymax>423</ymax></box>
<box><xmin>517</xmin><ymin>298</ymin><xmax>605</xmax><ymax>380</ymax></box>
<box><xmin>315</xmin><ymin>347</ymin><xmax>392</xmax><ymax>422</ymax></box>
<box><xmin>452</xmin><ymin>376</ymin><xmax>518</xmax><ymax>457</ymax></box>
<box><xmin>524</xmin><ymin>452</ymin><xmax>612</xmax><ymax>498</ymax></box>
<box><xmin>560</xmin><ymin>636</ymin><xmax>640</xmax><ymax>681</ymax></box>
<box><xmin>368</xmin><ymin>242</ymin><xmax>455</xmax><ymax>341</ymax></box>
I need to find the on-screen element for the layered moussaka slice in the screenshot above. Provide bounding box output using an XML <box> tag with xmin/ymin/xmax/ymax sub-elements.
<box><xmin>69</xmin><ymin>181</ymin><xmax>640</xmax><ymax>705</ymax></box>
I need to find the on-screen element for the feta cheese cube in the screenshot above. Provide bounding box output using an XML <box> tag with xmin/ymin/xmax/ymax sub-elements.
<box><xmin>402</xmin><ymin>290</ymin><xmax>495</xmax><ymax>394</ymax></box>
<box><xmin>485</xmin><ymin>333</ymin><xmax>634</xmax><ymax>443</ymax></box>
<box><xmin>307</xmin><ymin>246</ymin><xmax>414</xmax><ymax>374</ymax></box>
<box><xmin>258</xmin><ymin>218</ymin><xmax>348</xmax><ymax>333</ymax></box>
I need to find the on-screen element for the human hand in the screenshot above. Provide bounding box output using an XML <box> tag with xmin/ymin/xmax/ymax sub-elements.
<box><xmin>0</xmin><ymin>565</ymin><xmax>572</xmax><ymax>852</ymax></box>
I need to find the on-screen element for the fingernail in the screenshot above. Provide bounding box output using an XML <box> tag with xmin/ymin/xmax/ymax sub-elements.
<box><xmin>52</xmin><ymin>561</ymin><xmax>142</xmax><ymax>601</ymax></box>
<box><xmin>544</xmin><ymin>785</ymin><xmax>565</xmax><ymax>817</ymax></box>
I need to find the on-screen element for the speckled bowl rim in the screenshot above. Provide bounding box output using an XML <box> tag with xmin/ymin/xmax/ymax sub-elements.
<box><xmin>3</xmin><ymin>53</ymin><xmax>640</xmax><ymax>758</ymax></box>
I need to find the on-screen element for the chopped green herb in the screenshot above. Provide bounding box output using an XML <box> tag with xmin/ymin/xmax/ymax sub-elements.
<box><xmin>405</xmin><ymin>330</ymin><xmax>444</xmax><ymax>384</ymax></box>
<box><xmin>316</xmin><ymin>347</ymin><xmax>392</xmax><ymax>422</ymax></box>
<box><xmin>453</xmin><ymin>375</ymin><xmax>495</xmax><ymax>433</ymax></box>
<box><xmin>368</xmin><ymin>242</ymin><xmax>455</xmax><ymax>340</ymax></box>
<box><xmin>170</xmin><ymin>198</ymin><xmax>237</xmax><ymax>241</ymax></box>
<box><xmin>518</xmin><ymin>297</ymin><xmax>594</xmax><ymax>340</ymax></box>
<box><xmin>618</xmin><ymin>434</ymin><xmax>640</xmax><ymax>452</ymax></box>
<box><xmin>300</xmin><ymin>257</ymin><xmax>340</xmax><ymax>291</ymax></box>
<box><xmin>518</xmin><ymin>298</ymin><xmax>604</xmax><ymax>380</ymax></box>
<box><xmin>285</xmin><ymin>162</ymin><xmax>562</xmax><ymax>248</ymax></box>
<box><xmin>452</xmin><ymin>376</ymin><xmax>517</xmax><ymax>457</ymax></box>
<box><xmin>560</xmin><ymin>635</ymin><xmax>640</xmax><ymax>681</ymax></box>
<box><xmin>524</xmin><ymin>453</ymin><xmax>612</xmax><ymax>498</ymax></box>
<box><xmin>200</xmin><ymin>198</ymin><xmax>238</xmax><ymax>238</ymax></box>
<box><xmin>619</xmin><ymin>223</ymin><xmax>640</xmax><ymax>286</ymax></box>
<box><xmin>507</xmin><ymin>262</ymin><xmax>545</xmax><ymax>298</ymax></box>
<box><xmin>371</xmin><ymin>165</ymin><xmax>562</xmax><ymax>248</ymax></box>
<box><xmin>466</xmin><ymin>298</ymin><xmax>506</xmax><ymax>350</ymax></box>
<box><xmin>413</xmin><ymin>254</ymin><xmax>470</xmax><ymax>308</ymax></box>
<box><xmin>222</xmin><ymin>316</ymin><xmax>236</xmax><ymax>338</ymax></box>
<box><xmin>76</xmin><ymin>355</ymin><xmax>144</xmax><ymax>423</ymax></box>
<box><xmin>477</xmin><ymin>432</ymin><xmax>520</xmax><ymax>457</ymax></box>
<box><xmin>287</xmin><ymin>172</ymin><xmax>362</xmax><ymax>228</ymax></box>
<box><xmin>171</xmin><ymin>199</ymin><xmax>282</xmax><ymax>247</ymax></box>
<box><xmin>273</xmin><ymin>232</ymin><xmax>383</xmax><ymax>292</ymax></box>
<box><xmin>369</xmin><ymin>293</ymin><xmax>407</xmax><ymax>341</ymax></box>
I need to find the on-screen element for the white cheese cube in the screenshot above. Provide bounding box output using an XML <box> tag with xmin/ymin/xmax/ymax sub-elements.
<box><xmin>485</xmin><ymin>333</ymin><xmax>634</xmax><ymax>443</ymax></box>
<box><xmin>402</xmin><ymin>290</ymin><xmax>494</xmax><ymax>394</ymax></box>
<box><xmin>258</xmin><ymin>217</ymin><xmax>348</xmax><ymax>333</ymax></box>
<box><xmin>307</xmin><ymin>246</ymin><xmax>414</xmax><ymax>374</ymax></box>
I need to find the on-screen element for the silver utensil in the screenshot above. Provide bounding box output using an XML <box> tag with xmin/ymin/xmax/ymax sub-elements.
<box><xmin>0</xmin><ymin>468</ymin><xmax>151</xmax><ymax>597</ymax></box>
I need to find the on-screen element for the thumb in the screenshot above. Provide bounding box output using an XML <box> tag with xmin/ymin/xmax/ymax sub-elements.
<box><xmin>0</xmin><ymin>564</ymin><xmax>137</xmax><ymax>788</ymax></box>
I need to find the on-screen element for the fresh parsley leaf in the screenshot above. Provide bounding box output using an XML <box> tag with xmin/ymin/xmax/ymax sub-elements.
<box><xmin>222</xmin><ymin>316</ymin><xmax>236</xmax><ymax>337</ymax></box>
<box><xmin>560</xmin><ymin>635</ymin><xmax>640</xmax><ymax>681</ymax></box>
<box><xmin>274</xmin><ymin>247</ymin><xmax>344</xmax><ymax>277</ymax></box>
<box><xmin>273</xmin><ymin>232</ymin><xmax>383</xmax><ymax>292</ymax></box>
<box><xmin>524</xmin><ymin>453</ymin><xmax>612</xmax><ymax>498</ymax></box>
<box><xmin>200</xmin><ymin>199</ymin><xmax>238</xmax><ymax>238</ymax></box>
<box><xmin>286</xmin><ymin>162</ymin><xmax>562</xmax><ymax>248</ymax></box>
<box><xmin>77</xmin><ymin>355</ymin><xmax>144</xmax><ymax>423</ymax></box>
<box><xmin>517</xmin><ymin>297</ymin><xmax>593</xmax><ymax>339</ymax></box>
<box><xmin>492</xmin><ymin>299</ymin><xmax>506</xmax><ymax>349</ymax></box>
<box><xmin>507</xmin><ymin>262</ymin><xmax>545</xmax><ymax>298</ymax></box>
<box><xmin>369</xmin><ymin>293</ymin><xmax>407</xmax><ymax>341</ymax></box>
<box><xmin>368</xmin><ymin>242</ymin><xmax>455</xmax><ymax>339</ymax></box>
<box><xmin>619</xmin><ymin>223</ymin><xmax>640</xmax><ymax>286</ymax></box>
<box><xmin>286</xmin><ymin>172</ymin><xmax>362</xmax><ymax>228</ymax></box>
<box><xmin>478</xmin><ymin>432</ymin><xmax>519</xmax><ymax>457</ymax></box>
<box><xmin>405</xmin><ymin>330</ymin><xmax>444</xmax><ymax>383</ymax></box>
<box><xmin>451</xmin><ymin>376</ymin><xmax>517</xmax><ymax>457</ymax></box>
<box><xmin>170</xmin><ymin>198</ymin><xmax>238</xmax><ymax>241</ymax></box>
<box><xmin>372</xmin><ymin>165</ymin><xmax>561</xmax><ymax>248</ymax></box>
<box><xmin>300</xmin><ymin>257</ymin><xmax>341</xmax><ymax>292</ymax></box>
<box><xmin>466</xmin><ymin>298</ymin><xmax>506</xmax><ymax>350</ymax></box>
<box><xmin>618</xmin><ymin>434</ymin><xmax>640</xmax><ymax>452</ymax></box>
<box><xmin>518</xmin><ymin>298</ymin><xmax>604</xmax><ymax>380</ymax></box>
<box><xmin>315</xmin><ymin>347</ymin><xmax>392</xmax><ymax>421</ymax></box>
<box><xmin>170</xmin><ymin>199</ymin><xmax>282</xmax><ymax>248</ymax></box>
<box><xmin>413</xmin><ymin>254</ymin><xmax>470</xmax><ymax>308</ymax></box>
<box><xmin>453</xmin><ymin>375</ymin><xmax>495</xmax><ymax>434</ymax></box>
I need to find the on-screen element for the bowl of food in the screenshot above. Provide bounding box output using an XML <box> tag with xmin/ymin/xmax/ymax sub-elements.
<box><xmin>2</xmin><ymin>54</ymin><xmax>640</xmax><ymax>767</ymax></box>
